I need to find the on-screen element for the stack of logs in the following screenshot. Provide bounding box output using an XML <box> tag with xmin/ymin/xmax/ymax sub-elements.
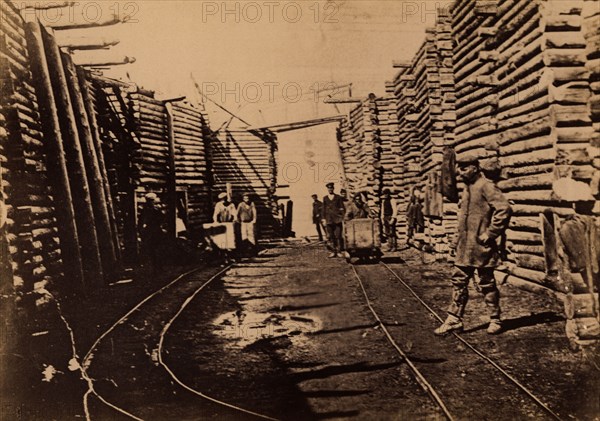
<box><xmin>210</xmin><ymin>128</ymin><xmax>279</xmax><ymax>238</ymax></box>
<box><xmin>337</xmin><ymin>95</ymin><xmax>384</xmax><ymax>211</ymax></box>
<box><xmin>0</xmin><ymin>1</ymin><xmax>65</xmax><ymax>306</ymax></box>
<box><xmin>389</xmin><ymin>9</ymin><xmax>456</xmax><ymax>253</ymax></box>
<box><xmin>170</xmin><ymin>102</ymin><xmax>211</xmax><ymax>235</ymax></box>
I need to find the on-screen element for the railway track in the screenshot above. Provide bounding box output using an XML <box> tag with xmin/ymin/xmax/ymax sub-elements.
<box><xmin>350</xmin><ymin>261</ymin><xmax>564</xmax><ymax>421</ymax></box>
<box><xmin>81</xmin><ymin>262</ymin><xmax>279</xmax><ymax>421</ymax></box>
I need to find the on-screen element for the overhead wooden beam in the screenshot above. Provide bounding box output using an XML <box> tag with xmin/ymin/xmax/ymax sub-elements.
<box><xmin>392</xmin><ymin>60</ymin><xmax>412</xmax><ymax>68</ymax></box>
<box><xmin>42</xmin><ymin>13</ymin><xmax>124</xmax><ymax>30</ymax></box>
<box><xmin>75</xmin><ymin>55</ymin><xmax>136</xmax><ymax>67</ymax></box>
<box><xmin>16</xmin><ymin>1</ymin><xmax>75</xmax><ymax>9</ymax></box>
<box><xmin>247</xmin><ymin>115</ymin><xmax>346</xmax><ymax>133</ymax></box>
<box><xmin>55</xmin><ymin>35</ymin><xmax>120</xmax><ymax>50</ymax></box>
<box><xmin>324</xmin><ymin>98</ymin><xmax>362</xmax><ymax>104</ymax></box>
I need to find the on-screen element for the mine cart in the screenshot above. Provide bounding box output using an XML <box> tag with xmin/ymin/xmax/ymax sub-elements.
<box><xmin>342</xmin><ymin>218</ymin><xmax>383</xmax><ymax>263</ymax></box>
<box><xmin>202</xmin><ymin>222</ymin><xmax>237</xmax><ymax>251</ymax></box>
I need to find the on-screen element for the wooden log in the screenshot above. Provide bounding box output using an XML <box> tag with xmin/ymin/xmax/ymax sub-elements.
<box><xmin>23</xmin><ymin>19</ymin><xmax>84</xmax><ymax>289</ymax></box>
<box><xmin>62</xmin><ymin>53</ymin><xmax>118</xmax><ymax>281</ymax></box>
<box><xmin>42</xmin><ymin>25</ymin><xmax>104</xmax><ymax>286</ymax></box>
<box><xmin>165</xmin><ymin>103</ymin><xmax>177</xmax><ymax>242</ymax></box>
<box><xmin>77</xmin><ymin>67</ymin><xmax>121</xmax><ymax>265</ymax></box>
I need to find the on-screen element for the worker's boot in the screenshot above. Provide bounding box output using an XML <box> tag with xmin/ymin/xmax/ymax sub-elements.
<box><xmin>487</xmin><ymin>318</ymin><xmax>503</xmax><ymax>335</ymax></box>
<box><xmin>434</xmin><ymin>314</ymin><xmax>463</xmax><ymax>335</ymax></box>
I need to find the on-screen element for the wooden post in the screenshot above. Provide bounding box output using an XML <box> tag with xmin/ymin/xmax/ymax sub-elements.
<box><xmin>165</xmin><ymin>103</ymin><xmax>177</xmax><ymax>242</ymax></box>
<box><xmin>61</xmin><ymin>52</ymin><xmax>118</xmax><ymax>281</ymax></box>
<box><xmin>76</xmin><ymin>66</ymin><xmax>122</xmax><ymax>265</ymax></box>
<box><xmin>41</xmin><ymin>26</ymin><xmax>104</xmax><ymax>287</ymax></box>
<box><xmin>23</xmin><ymin>19</ymin><xmax>85</xmax><ymax>289</ymax></box>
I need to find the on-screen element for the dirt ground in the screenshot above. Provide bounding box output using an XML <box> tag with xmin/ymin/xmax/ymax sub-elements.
<box><xmin>7</xmin><ymin>241</ymin><xmax>600</xmax><ymax>420</ymax></box>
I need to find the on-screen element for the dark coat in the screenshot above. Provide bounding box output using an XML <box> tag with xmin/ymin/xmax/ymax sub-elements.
<box><xmin>312</xmin><ymin>199</ymin><xmax>323</xmax><ymax>224</ymax></box>
<box><xmin>455</xmin><ymin>174</ymin><xmax>512</xmax><ymax>268</ymax></box>
<box><xmin>322</xmin><ymin>194</ymin><xmax>345</xmax><ymax>225</ymax></box>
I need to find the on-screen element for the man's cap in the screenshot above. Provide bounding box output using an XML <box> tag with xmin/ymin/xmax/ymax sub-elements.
<box><xmin>457</xmin><ymin>154</ymin><xmax>480</xmax><ymax>167</ymax></box>
<box><xmin>218</xmin><ymin>192</ymin><xmax>228</xmax><ymax>199</ymax></box>
<box><xmin>382</xmin><ymin>188</ymin><xmax>391</xmax><ymax>195</ymax></box>
<box><xmin>145</xmin><ymin>192</ymin><xmax>157</xmax><ymax>201</ymax></box>
<box><xmin>311</xmin><ymin>193</ymin><xmax>318</xmax><ymax>198</ymax></box>
<box><xmin>242</xmin><ymin>193</ymin><xmax>250</xmax><ymax>198</ymax></box>
<box><xmin>326</xmin><ymin>182</ymin><xmax>334</xmax><ymax>189</ymax></box>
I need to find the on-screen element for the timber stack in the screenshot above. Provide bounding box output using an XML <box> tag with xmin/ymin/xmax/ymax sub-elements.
<box><xmin>388</xmin><ymin>9</ymin><xmax>456</xmax><ymax>252</ymax></box>
<box><xmin>337</xmin><ymin>94</ymin><xmax>384</xmax><ymax>211</ymax></box>
<box><xmin>210</xmin><ymin>128</ymin><xmax>279</xmax><ymax>238</ymax></box>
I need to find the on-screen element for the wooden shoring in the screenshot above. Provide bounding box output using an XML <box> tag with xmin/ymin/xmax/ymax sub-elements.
<box><xmin>23</xmin><ymin>19</ymin><xmax>84</xmax><ymax>289</ymax></box>
<box><xmin>77</xmin><ymin>67</ymin><xmax>122</xmax><ymax>265</ymax></box>
<box><xmin>62</xmin><ymin>52</ymin><xmax>118</xmax><ymax>281</ymax></box>
<box><xmin>42</xmin><ymin>25</ymin><xmax>104</xmax><ymax>287</ymax></box>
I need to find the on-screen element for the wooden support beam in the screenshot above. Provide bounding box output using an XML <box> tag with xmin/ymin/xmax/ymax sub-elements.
<box><xmin>62</xmin><ymin>52</ymin><xmax>118</xmax><ymax>282</ymax></box>
<box><xmin>392</xmin><ymin>60</ymin><xmax>411</xmax><ymax>68</ymax></box>
<box><xmin>76</xmin><ymin>66</ymin><xmax>122</xmax><ymax>266</ymax></box>
<box><xmin>23</xmin><ymin>19</ymin><xmax>85</xmax><ymax>289</ymax></box>
<box><xmin>42</xmin><ymin>25</ymin><xmax>104</xmax><ymax>287</ymax></box>
<box><xmin>16</xmin><ymin>1</ymin><xmax>75</xmax><ymax>9</ymax></box>
<box><xmin>41</xmin><ymin>12</ymin><xmax>125</xmax><ymax>30</ymax></box>
<box><xmin>247</xmin><ymin>115</ymin><xmax>346</xmax><ymax>133</ymax></box>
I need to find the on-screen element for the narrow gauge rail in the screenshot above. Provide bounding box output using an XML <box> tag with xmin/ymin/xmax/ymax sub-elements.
<box><xmin>81</xmin><ymin>263</ymin><xmax>279</xmax><ymax>421</ymax></box>
<box><xmin>350</xmin><ymin>261</ymin><xmax>564</xmax><ymax>421</ymax></box>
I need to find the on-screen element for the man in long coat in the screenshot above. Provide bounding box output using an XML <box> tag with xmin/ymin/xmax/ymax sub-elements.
<box><xmin>435</xmin><ymin>155</ymin><xmax>512</xmax><ymax>335</ymax></box>
<box><xmin>322</xmin><ymin>182</ymin><xmax>345</xmax><ymax>257</ymax></box>
<box><xmin>311</xmin><ymin>194</ymin><xmax>326</xmax><ymax>242</ymax></box>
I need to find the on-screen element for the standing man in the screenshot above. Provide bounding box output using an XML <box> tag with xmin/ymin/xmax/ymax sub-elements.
<box><xmin>322</xmin><ymin>182</ymin><xmax>345</xmax><ymax>258</ymax></box>
<box><xmin>213</xmin><ymin>192</ymin><xmax>236</xmax><ymax>223</ymax></box>
<box><xmin>237</xmin><ymin>193</ymin><xmax>257</xmax><ymax>254</ymax></box>
<box><xmin>139</xmin><ymin>192</ymin><xmax>165</xmax><ymax>273</ymax></box>
<box><xmin>381</xmin><ymin>189</ymin><xmax>398</xmax><ymax>252</ymax></box>
<box><xmin>311</xmin><ymin>194</ymin><xmax>326</xmax><ymax>242</ymax></box>
<box><xmin>434</xmin><ymin>155</ymin><xmax>512</xmax><ymax>335</ymax></box>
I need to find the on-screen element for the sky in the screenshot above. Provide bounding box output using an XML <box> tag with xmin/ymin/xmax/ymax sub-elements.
<box><xmin>29</xmin><ymin>0</ymin><xmax>451</xmax><ymax>235</ymax></box>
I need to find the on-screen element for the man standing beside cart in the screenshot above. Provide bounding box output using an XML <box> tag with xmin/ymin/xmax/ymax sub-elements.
<box><xmin>322</xmin><ymin>182</ymin><xmax>345</xmax><ymax>258</ymax></box>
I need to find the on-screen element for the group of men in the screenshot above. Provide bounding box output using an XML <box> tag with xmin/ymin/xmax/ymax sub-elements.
<box><xmin>311</xmin><ymin>154</ymin><xmax>513</xmax><ymax>336</ymax></box>
<box><xmin>311</xmin><ymin>182</ymin><xmax>399</xmax><ymax>258</ymax></box>
<box><xmin>213</xmin><ymin>192</ymin><xmax>258</xmax><ymax>251</ymax></box>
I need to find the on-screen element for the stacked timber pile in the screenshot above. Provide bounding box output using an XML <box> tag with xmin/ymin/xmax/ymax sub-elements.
<box><xmin>450</xmin><ymin>0</ymin><xmax>599</xmax><ymax>343</ymax></box>
<box><xmin>0</xmin><ymin>0</ymin><xmax>65</xmax><ymax>305</ymax></box>
<box><xmin>337</xmin><ymin>95</ymin><xmax>384</xmax><ymax>210</ymax></box>
<box><xmin>169</xmin><ymin>102</ymin><xmax>211</xmax><ymax>235</ymax></box>
<box><xmin>381</xmin><ymin>83</ymin><xmax>401</xmax><ymax>197</ymax></box>
<box><xmin>390</xmin><ymin>10</ymin><xmax>456</xmax><ymax>253</ymax></box>
<box><xmin>377</xmin><ymin>94</ymin><xmax>398</xmax><ymax>204</ymax></box>
<box><xmin>210</xmin><ymin>129</ymin><xmax>278</xmax><ymax>238</ymax></box>
<box><xmin>128</xmin><ymin>91</ymin><xmax>170</xmax><ymax>204</ymax></box>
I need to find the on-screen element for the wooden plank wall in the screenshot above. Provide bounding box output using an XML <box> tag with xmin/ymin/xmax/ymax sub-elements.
<box><xmin>171</xmin><ymin>102</ymin><xmax>211</xmax><ymax>235</ymax></box>
<box><xmin>210</xmin><ymin>129</ymin><xmax>278</xmax><ymax>238</ymax></box>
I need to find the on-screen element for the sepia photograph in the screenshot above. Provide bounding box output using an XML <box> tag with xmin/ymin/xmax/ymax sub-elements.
<box><xmin>0</xmin><ymin>0</ymin><xmax>599</xmax><ymax>419</ymax></box>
